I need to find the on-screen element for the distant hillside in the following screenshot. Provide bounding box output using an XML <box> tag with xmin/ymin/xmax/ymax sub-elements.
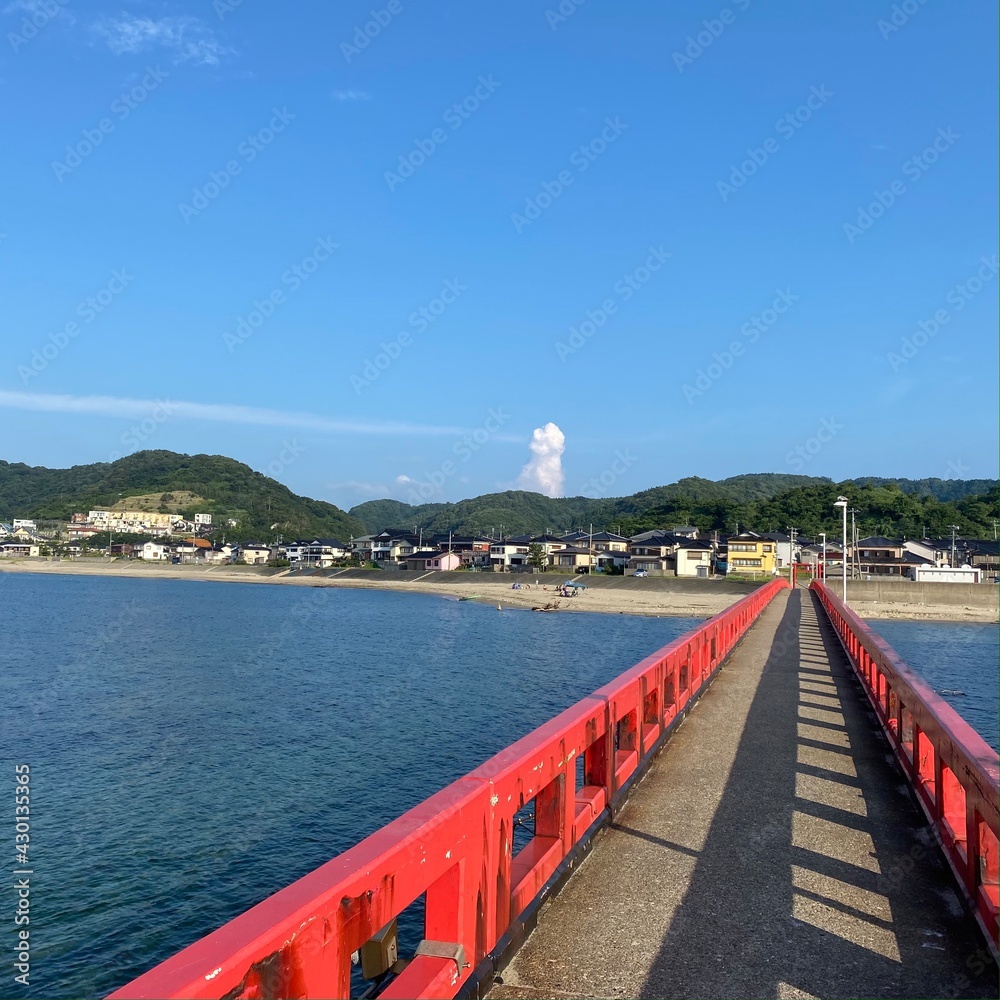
<box><xmin>350</xmin><ymin>473</ymin><xmax>997</xmax><ymax>540</ymax></box>
<box><xmin>350</xmin><ymin>491</ymin><xmax>614</xmax><ymax>537</ymax></box>
<box><xmin>0</xmin><ymin>451</ymin><xmax>365</xmax><ymax>542</ymax></box>
<box><xmin>851</xmin><ymin>477</ymin><xmax>999</xmax><ymax>502</ymax></box>
<box><xmin>349</xmin><ymin>474</ymin><xmax>832</xmax><ymax>535</ymax></box>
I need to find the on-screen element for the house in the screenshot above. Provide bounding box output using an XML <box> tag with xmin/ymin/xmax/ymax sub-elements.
<box><xmin>368</xmin><ymin>530</ymin><xmax>423</xmax><ymax>565</ymax></box>
<box><xmin>672</xmin><ymin>526</ymin><xmax>699</xmax><ymax>539</ymax></box>
<box><xmin>759</xmin><ymin>532</ymin><xmax>798</xmax><ymax>568</ymax></box>
<box><xmin>0</xmin><ymin>523</ymin><xmax>12</xmax><ymax>538</ymax></box>
<box><xmin>966</xmin><ymin>540</ymin><xmax>999</xmax><ymax>577</ymax></box>
<box><xmin>1</xmin><ymin>543</ymin><xmax>40</xmax><ymax>558</ymax></box>
<box><xmin>282</xmin><ymin>539</ymin><xmax>348</xmax><ymax>568</ymax></box>
<box><xmin>404</xmin><ymin>550</ymin><xmax>462</xmax><ymax>572</ymax></box>
<box><xmin>174</xmin><ymin>537</ymin><xmax>213</xmax><ymax>562</ymax></box>
<box><xmin>850</xmin><ymin>537</ymin><xmax>913</xmax><ymax>577</ymax></box>
<box><xmin>68</xmin><ymin>525</ymin><xmax>105</xmax><ymax>541</ymax></box>
<box><xmin>489</xmin><ymin>541</ymin><xmax>530</xmax><ymax>571</ymax></box>
<box><xmin>582</xmin><ymin>531</ymin><xmax>629</xmax><ymax>553</ymax></box>
<box><xmin>727</xmin><ymin>532</ymin><xmax>777</xmax><ymax>575</ymax></box>
<box><xmin>350</xmin><ymin>535</ymin><xmax>374</xmax><ymax>562</ymax></box>
<box><xmin>203</xmin><ymin>544</ymin><xmax>233</xmax><ymax>564</ymax></box>
<box><xmin>438</xmin><ymin>536</ymin><xmax>492</xmax><ymax>568</ymax></box>
<box><xmin>676</xmin><ymin>540</ymin><xmax>713</xmax><ymax>577</ymax></box>
<box><xmin>237</xmin><ymin>542</ymin><xmax>272</xmax><ymax>565</ymax></box>
<box><xmin>137</xmin><ymin>541</ymin><xmax>168</xmax><ymax>560</ymax></box>
<box><xmin>628</xmin><ymin>531</ymin><xmax>686</xmax><ymax>575</ymax></box>
<box><xmin>12</xmin><ymin>519</ymin><xmax>36</xmax><ymax>532</ymax></box>
<box><xmin>551</xmin><ymin>545</ymin><xmax>595</xmax><ymax>573</ymax></box>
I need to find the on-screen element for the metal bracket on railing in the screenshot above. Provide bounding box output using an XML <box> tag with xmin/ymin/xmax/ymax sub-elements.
<box><xmin>414</xmin><ymin>940</ymin><xmax>468</xmax><ymax>977</ymax></box>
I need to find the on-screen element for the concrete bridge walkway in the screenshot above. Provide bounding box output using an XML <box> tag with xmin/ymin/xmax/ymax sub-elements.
<box><xmin>489</xmin><ymin>588</ymin><xmax>998</xmax><ymax>999</ymax></box>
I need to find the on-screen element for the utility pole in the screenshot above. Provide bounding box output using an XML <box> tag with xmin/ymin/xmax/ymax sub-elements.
<box><xmin>787</xmin><ymin>527</ymin><xmax>797</xmax><ymax>586</ymax></box>
<box><xmin>834</xmin><ymin>497</ymin><xmax>849</xmax><ymax>603</ymax></box>
<box><xmin>949</xmin><ymin>524</ymin><xmax>960</xmax><ymax>567</ymax></box>
<box><xmin>819</xmin><ymin>532</ymin><xmax>826</xmax><ymax>582</ymax></box>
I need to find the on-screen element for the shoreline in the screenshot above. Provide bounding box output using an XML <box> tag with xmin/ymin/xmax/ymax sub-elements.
<box><xmin>1</xmin><ymin>559</ymin><xmax>997</xmax><ymax>623</ymax></box>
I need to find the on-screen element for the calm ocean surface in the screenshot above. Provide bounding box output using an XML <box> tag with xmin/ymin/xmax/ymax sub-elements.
<box><xmin>869</xmin><ymin>619</ymin><xmax>999</xmax><ymax>752</ymax></box>
<box><xmin>2</xmin><ymin>574</ymin><xmax>997</xmax><ymax>998</ymax></box>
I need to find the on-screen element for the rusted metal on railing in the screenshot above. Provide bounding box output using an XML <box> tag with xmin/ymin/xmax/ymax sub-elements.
<box><xmin>811</xmin><ymin>581</ymin><xmax>999</xmax><ymax>958</ymax></box>
<box><xmin>110</xmin><ymin>579</ymin><xmax>788</xmax><ymax>1000</ymax></box>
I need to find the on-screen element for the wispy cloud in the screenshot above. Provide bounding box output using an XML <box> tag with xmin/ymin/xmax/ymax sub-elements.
<box><xmin>331</xmin><ymin>88</ymin><xmax>370</xmax><ymax>102</ymax></box>
<box><xmin>0</xmin><ymin>391</ymin><xmax>468</xmax><ymax>437</ymax></box>
<box><xmin>91</xmin><ymin>13</ymin><xmax>230</xmax><ymax>65</ymax></box>
<box><xmin>328</xmin><ymin>480</ymin><xmax>391</xmax><ymax>499</ymax></box>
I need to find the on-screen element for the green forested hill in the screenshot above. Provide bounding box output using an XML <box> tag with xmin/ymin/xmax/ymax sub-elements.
<box><xmin>349</xmin><ymin>476</ymin><xmax>997</xmax><ymax>539</ymax></box>
<box><xmin>851</xmin><ymin>477</ymin><xmax>998</xmax><ymax>501</ymax></box>
<box><xmin>0</xmin><ymin>451</ymin><xmax>365</xmax><ymax>542</ymax></box>
<box><xmin>2</xmin><ymin>452</ymin><xmax>994</xmax><ymax>543</ymax></box>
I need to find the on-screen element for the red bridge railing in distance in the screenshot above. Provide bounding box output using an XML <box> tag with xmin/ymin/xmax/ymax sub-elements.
<box><xmin>110</xmin><ymin>578</ymin><xmax>789</xmax><ymax>1000</ymax></box>
<box><xmin>811</xmin><ymin>581</ymin><xmax>999</xmax><ymax>958</ymax></box>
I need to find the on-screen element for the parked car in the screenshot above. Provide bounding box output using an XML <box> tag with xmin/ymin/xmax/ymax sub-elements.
<box><xmin>634</xmin><ymin>569</ymin><xmax>648</xmax><ymax>578</ymax></box>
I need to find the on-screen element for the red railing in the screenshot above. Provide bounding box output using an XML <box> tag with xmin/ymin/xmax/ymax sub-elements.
<box><xmin>110</xmin><ymin>579</ymin><xmax>789</xmax><ymax>1000</ymax></box>
<box><xmin>811</xmin><ymin>581</ymin><xmax>999</xmax><ymax>957</ymax></box>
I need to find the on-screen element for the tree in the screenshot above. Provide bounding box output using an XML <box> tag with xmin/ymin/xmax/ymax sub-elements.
<box><xmin>528</xmin><ymin>542</ymin><xmax>547</xmax><ymax>573</ymax></box>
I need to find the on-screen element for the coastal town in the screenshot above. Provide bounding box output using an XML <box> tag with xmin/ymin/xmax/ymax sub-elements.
<box><xmin>1</xmin><ymin>507</ymin><xmax>996</xmax><ymax>583</ymax></box>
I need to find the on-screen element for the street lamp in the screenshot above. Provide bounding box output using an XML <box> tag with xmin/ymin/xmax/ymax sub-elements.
<box><xmin>834</xmin><ymin>497</ymin><xmax>849</xmax><ymax>603</ymax></box>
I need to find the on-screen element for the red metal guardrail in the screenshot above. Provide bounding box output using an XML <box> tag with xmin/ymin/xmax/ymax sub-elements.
<box><xmin>811</xmin><ymin>581</ymin><xmax>999</xmax><ymax>958</ymax></box>
<box><xmin>109</xmin><ymin>578</ymin><xmax>789</xmax><ymax>1000</ymax></box>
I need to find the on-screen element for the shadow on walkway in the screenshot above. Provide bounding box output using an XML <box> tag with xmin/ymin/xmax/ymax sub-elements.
<box><xmin>640</xmin><ymin>589</ymin><xmax>997</xmax><ymax>999</ymax></box>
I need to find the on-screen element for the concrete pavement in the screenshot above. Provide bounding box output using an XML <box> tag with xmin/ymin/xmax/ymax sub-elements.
<box><xmin>487</xmin><ymin>588</ymin><xmax>998</xmax><ymax>999</ymax></box>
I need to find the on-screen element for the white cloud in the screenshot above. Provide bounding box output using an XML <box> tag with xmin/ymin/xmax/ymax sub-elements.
<box><xmin>517</xmin><ymin>422</ymin><xmax>566</xmax><ymax>497</ymax></box>
<box><xmin>331</xmin><ymin>89</ymin><xmax>370</xmax><ymax>102</ymax></box>
<box><xmin>92</xmin><ymin>13</ymin><xmax>229</xmax><ymax>65</ymax></box>
<box><xmin>0</xmin><ymin>390</ymin><xmax>468</xmax><ymax>437</ymax></box>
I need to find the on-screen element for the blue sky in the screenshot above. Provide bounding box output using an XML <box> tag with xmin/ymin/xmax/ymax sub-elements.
<box><xmin>2</xmin><ymin>0</ymin><xmax>997</xmax><ymax>510</ymax></box>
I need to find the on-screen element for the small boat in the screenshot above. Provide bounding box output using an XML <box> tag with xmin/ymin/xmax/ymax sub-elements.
<box><xmin>458</xmin><ymin>595</ymin><xmax>480</xmax><ymax>601</ymax></box>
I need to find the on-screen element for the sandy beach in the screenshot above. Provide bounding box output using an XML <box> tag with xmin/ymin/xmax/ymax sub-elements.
<box><xmin>1</xmin><ymin>558</ymin><xmax>996</xmax><ymax>622</ymax></box>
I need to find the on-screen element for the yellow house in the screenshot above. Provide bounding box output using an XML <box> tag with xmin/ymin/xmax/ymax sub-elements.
<box><xmin>727</xmin><ymin>532</ymin><xmax>777</xmax><ymax>575</ymax></box>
